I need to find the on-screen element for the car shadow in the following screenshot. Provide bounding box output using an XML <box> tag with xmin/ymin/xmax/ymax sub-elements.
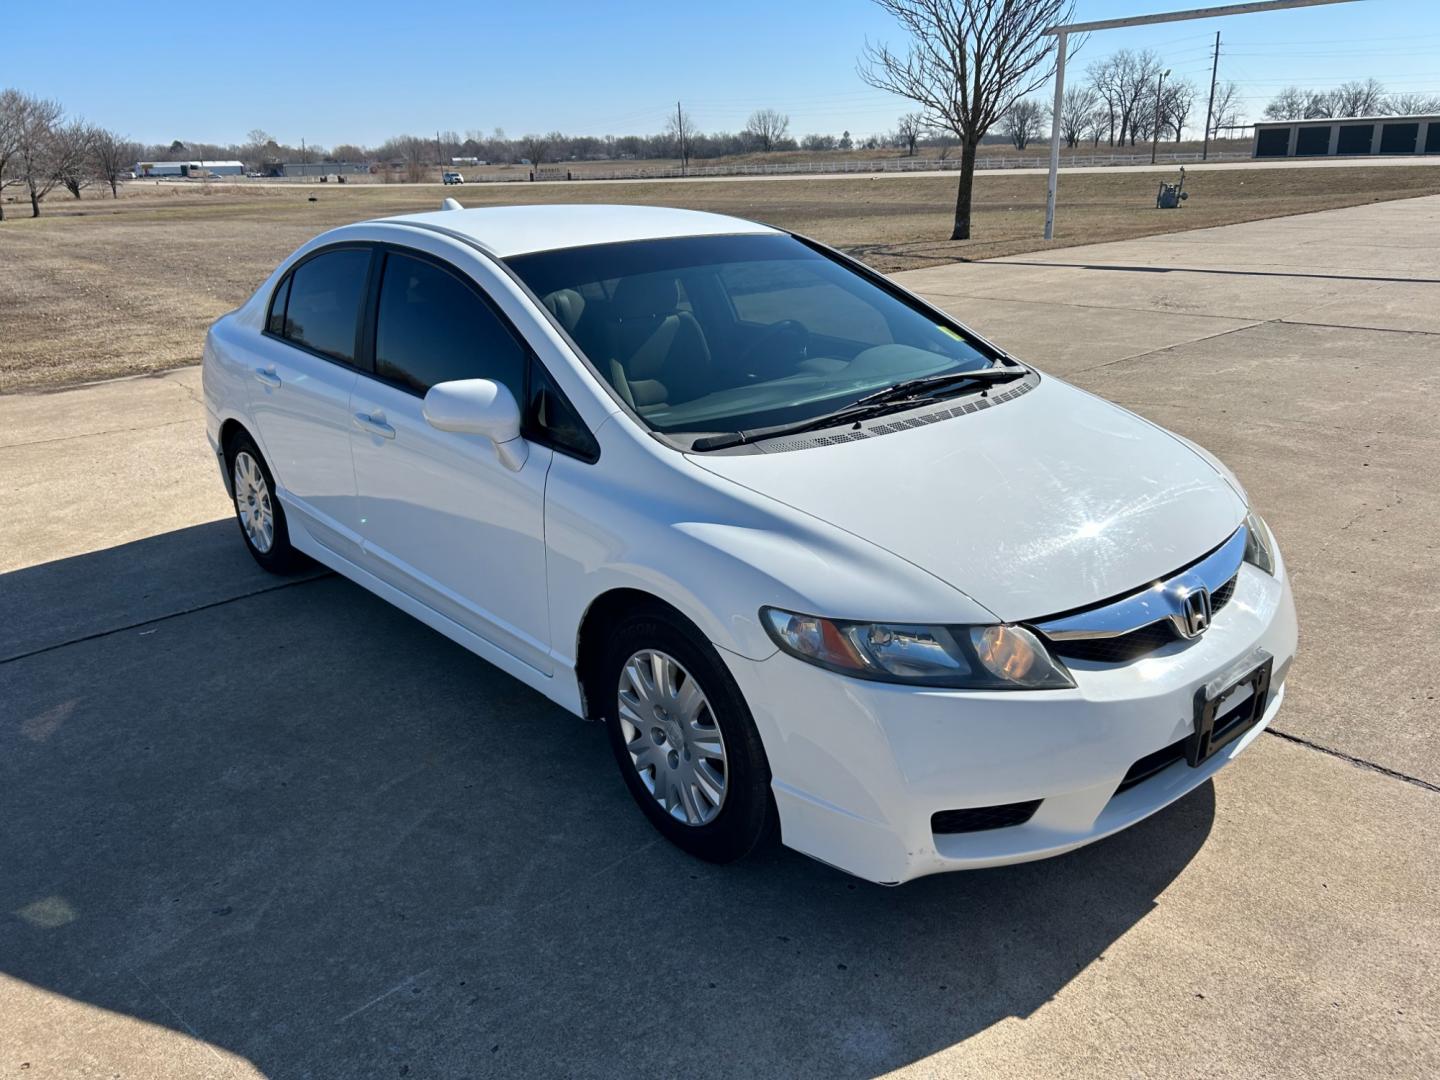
<box><xmin>0</xmin><ymin>524</ymin><xmax>1216</xmax><ymax>1078</ymax></box>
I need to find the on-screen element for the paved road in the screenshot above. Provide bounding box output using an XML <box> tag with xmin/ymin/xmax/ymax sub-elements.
<box><xmin>2</xmin><ymin>198</ymin><xmax>1437</xmax><ymax>1079</ymax></box>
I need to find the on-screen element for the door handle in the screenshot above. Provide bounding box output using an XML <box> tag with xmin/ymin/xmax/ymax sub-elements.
<box><xmin>353</xmin><ymin>412</ymin><xmax>396</xmax><ymax>439</ymax></box>
<box><xmin>254</xmin><ymin>367</ymin><xmax>282</xmax><ymax>388</ymax></box>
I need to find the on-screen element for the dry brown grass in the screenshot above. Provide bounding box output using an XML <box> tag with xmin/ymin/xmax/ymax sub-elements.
<box><xmin>2</xmin><ymin>163</ymin><xmax>1437</xmax><ymax>392</ymax></box>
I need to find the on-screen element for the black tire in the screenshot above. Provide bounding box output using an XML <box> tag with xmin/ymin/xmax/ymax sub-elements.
<box><xmin>598</xmin><ymin>605</ymin><xmax>774</xmax><ymax>863</ymax></box>
<box><xmin>224</xmin><ymin>429</ymin><xmax>306</xmax><ymax>575</ymax></box>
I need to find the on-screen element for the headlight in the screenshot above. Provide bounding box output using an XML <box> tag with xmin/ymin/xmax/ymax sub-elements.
<box><xmin>760</xmin><ymin>608</ymin><xmax>1074</xmax><ymax>690</ymax></box>
<box><xmin>1243</xmin><ymin>510</ymin><xmax>1277</xmax><ymax>576</ymax></box>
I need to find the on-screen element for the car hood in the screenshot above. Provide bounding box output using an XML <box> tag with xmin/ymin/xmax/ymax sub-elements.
<box><xmin>687</xmin><ymin>378</ymin><xmax>1247</xmax><ymax>622</ymax></box>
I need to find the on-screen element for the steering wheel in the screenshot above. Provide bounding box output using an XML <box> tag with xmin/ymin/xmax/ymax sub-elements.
<box><xmin>738</xmin><ymin>320</ymin><xmax>809</xmax><ymax>377</ymax></box>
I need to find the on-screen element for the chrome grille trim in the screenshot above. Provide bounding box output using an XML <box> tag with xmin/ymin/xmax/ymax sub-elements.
<box><xmin>1032</xmin><ymin>525</ymin><xmax>1247</xmax><ymax>642</ymax></box>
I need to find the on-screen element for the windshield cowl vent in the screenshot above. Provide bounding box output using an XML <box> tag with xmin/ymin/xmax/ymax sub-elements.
<box><xmin>759</xmin><ymin>376</ymin><xmax>1035</xmax><ymax>454</ymax></box>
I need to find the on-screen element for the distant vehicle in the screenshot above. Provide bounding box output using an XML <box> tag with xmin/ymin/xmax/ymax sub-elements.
<box><xmin>202</xmin><ymin>204</ymin><xmax>1296</xmax><ymax>884</ymax></box>
<box><xmin>443</xmin><ymin>172</ymin><xmax>465</xmax><ymax>185</ymax></box>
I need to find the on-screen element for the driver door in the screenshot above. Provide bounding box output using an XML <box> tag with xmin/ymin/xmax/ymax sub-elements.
<box><xmin>348</xmin><ymin>246</ymin><xmax>554</xmax><ymax>675</ymax></box>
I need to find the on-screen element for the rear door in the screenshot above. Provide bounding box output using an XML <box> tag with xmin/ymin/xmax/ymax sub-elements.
<box><xmin>249</xmin><ymin>245</ymin><xmax>372</xmax><ymax>557</ymax></box>
<box><xmin>347</xmin><ymin>246</ymin><xmax>555</xmax><ymax>674</ymax></box>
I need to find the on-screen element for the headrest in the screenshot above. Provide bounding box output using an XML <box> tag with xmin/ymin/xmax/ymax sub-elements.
<box><xmin>611</xmin><ymin>275</ymin><xmax>679</xmax><ymax>320</ymax></box>
<box><xmin>542</xmin><ymin>288</ymin><xmax>586</xmax><ymax>334</ymax></box>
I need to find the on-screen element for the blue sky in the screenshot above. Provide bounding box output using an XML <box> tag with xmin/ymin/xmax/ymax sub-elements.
<box><xmin>4</xmin><ymin>0</ymin><xmax>1436</xmax><ymax>146</ymax></box>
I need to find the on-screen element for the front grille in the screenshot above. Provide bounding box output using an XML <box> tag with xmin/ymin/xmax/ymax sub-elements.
<box><xmin>1053</xmin><ymin>622</ymin><xmax>1177</xmax><ymax>663</ymax></box>
<box><xmin>1115</xmin><ymin>739</ymin><xmax>1187</xmax><ymax>794</ymax></box>
<box><xmin>1050</xmin><ymin>573</ymin><xmax>1240</xmax><ymax>665</ymax></box>
<box><xmin>932</xmin><ymin>799</ymin><xmax>1041</xmax><ymax>835</ymax></box>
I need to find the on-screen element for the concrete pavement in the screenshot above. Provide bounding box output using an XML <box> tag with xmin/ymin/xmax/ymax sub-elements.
<box><xmin>2</xmin><ymin>197</ymin><xmax>1438</xmax><ymax>1078</ymax></box>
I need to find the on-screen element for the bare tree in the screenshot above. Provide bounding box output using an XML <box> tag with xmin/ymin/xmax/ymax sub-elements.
<box><xmin>1266</xmin><ymin>79</ymin><xmax>1386</xmax><ymax>123</ymax></box>
<box><xmin>1087</xmin><ymin>50</ymin><xmax>1163</xmax><ymax>146</ymax></box>
<box><xmin>664</xmin><ymin>103</ymin><xmax>694</xmax><ymax>173</ymax></box>
<box><xmin>895</xmin><ymin>112</ymin><xmax>923</xmax><ymax>155</ymax></box>
<box><xmin>13</xmin><ymin>94</ymin><xmax>64</xmax><ymax>217</ymax></box>
<box><xmin>1001</xmin><ymin>98</ymin><xmax>1045</xmax><ymax>150</ymax></box>
<box><xmin>1163</xmin><ymin>79</ymin><xmax>1197</xmax><ymax>142</ymax></box>
<box><xmin>55</xmin><ymin>120</ymin><xmax>98</xmax><ymax>198</ymax></box>
<box><xmin>1385</xmin><ymin>92</ymin><xmax>1440</xmax><ymax>116</ymax></box>
<box><xmin>1058</xmin><ymin>85</ymin><xmax>1100</xmax><ymax>147</ymax></box>
<box><xmin>1263</xmin><ymin>86</ymin><xmax>1310</xmax><ymax>121</ymax></box>
<box><xmin>859</xmin><ymin>0</ymin><xmax>1074</xmax><ymax>240</ymax></box>
<box><xmin>520</xmin><ymin>133</ymin><xmax>551</xmax><ymax>169</ymax></box>
<box><xmin>91</xmin><ymin>127</ymin><xmax>139</xmax><ymax>198</ymax></box>
<box><xmin>1083</xmin><ymin>104</ymin><xmax>1109</xmax><ymax>146</ymax></box>
<box><xmin>1208</xmin><ymin>80</ymin><xmax>1242</xmax><ymax>138</ymax></box>
<box><xmin>745</xmin><ymin>108</ymin><xmax>790</xmax><ymax>152</ymax></box>
<box><xmin>1086</xmin><ymin>56</ymin><xmax>1121</xmax><ymax>144</ymax></box>
<box><xmin>1330</xmin><ymin>78</ymin><xmax>1385</xmax><ymax>118</ymax></box>
<box><xmin>0</xmin><ymin>88</ymin><xmax>26</xmax><ymax>222</ymax></box>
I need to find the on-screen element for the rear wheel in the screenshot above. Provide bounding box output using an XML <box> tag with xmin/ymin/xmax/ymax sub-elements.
<box><xmin>599</xmin><ymin>606</ymin><xmax>774</xmax><ymax>863</ymax></box>
<box><xmin>225</xmin><ymin>431</ymin><xmax>304</xmax><ymax>574</ymax></box>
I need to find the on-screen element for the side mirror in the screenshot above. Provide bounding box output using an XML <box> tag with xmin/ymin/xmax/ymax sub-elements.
<box><xmin>422</xmin><ymin>378</ymin><xmax>529</xmax><ymax>470</ymax></box>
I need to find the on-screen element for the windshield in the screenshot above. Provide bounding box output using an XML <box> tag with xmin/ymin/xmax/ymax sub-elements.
<box><xmin>505</xmin><ymin>234</ymin><xmax>998</xmax><ymax>439</ymax></box>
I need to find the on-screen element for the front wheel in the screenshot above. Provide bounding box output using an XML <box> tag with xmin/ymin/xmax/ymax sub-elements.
<box><xmin>600</xmin><ymin>607</ymin><xmax>774</xmax><ymax>863</ymax></box>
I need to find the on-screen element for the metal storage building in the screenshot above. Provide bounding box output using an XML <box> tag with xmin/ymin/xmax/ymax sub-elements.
<box><xmin>1253</xmin><ymin>116</ymin><xmax>1440</xmax><ymax>158</ymax></box>
<box><xmin>134</xmin><ymin>160</ymin><xmax>246</xmax><ymax>177</ymax></box>
<box><xmin>271</xmin><ymin>161</ymin><xmax>371</xmax><ymax>177</ymax></box>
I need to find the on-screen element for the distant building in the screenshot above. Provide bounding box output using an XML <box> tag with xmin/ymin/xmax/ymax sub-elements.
<box><xmin>134</xmin><ymin>160</ymin><xmax>246</xmax><ymax>177</ymax></box>
<box><xmin>266</xmin><ymin>161</ymin><xmax>371</xmax><ymax>177</ymax></box>
<box><xmin>1253</xmin><ymin>115</ymin><xmax>1440</xmax><ymax>159</ymax></box>
<box><xmin>451</xmin><ymin>156</ymin><xmax>485</xmax><ymax>165</ymax></box>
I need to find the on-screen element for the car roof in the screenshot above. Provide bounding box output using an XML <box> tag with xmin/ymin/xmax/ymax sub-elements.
<box><xmin>377</xmin><ymin>203</ymin><xmax>780</xmax><ymax>258</ymax></box>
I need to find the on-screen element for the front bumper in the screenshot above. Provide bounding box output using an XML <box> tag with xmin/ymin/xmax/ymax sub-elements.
<box><xmin>722</xmin><ymin>559</ymin><xmax>1298</xmax><ymax>884</ymax></box>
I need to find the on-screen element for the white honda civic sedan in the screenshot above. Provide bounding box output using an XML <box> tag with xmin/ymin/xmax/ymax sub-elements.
<box><xmin>202</xmin><ymin>203</ymin><xmax>1297</xmax><ymax>884</ymax></box>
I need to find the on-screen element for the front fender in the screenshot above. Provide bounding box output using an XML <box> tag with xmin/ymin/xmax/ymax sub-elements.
<box><xmin>543</xmin><ymin>425</ymin><xmax>996</xmax><ymax>669</ymax></box>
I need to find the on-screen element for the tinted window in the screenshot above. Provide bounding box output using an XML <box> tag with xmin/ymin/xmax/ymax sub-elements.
<box><xmin>505</xmin><ymin>234</ymin><xmax>994</xmax><ymax>437</ymax></box>
<box><xmin>280</xmin><ymin>248</ymin><xmax>370</xmax><ymax>363</ymax></box>
<box><xmin>526</xmin><ymin>358</ymin><xmax>598</xmax><ymax>461</ymax></box>
<box><xmin>266</xmin><ymin>274</ymin><xmax>291</xmax><ymax>334</ymax></box>
<box><xmin>374</xmin><ymin>252</ymin><xmax>526</xmax><ymax>399</ymax></box>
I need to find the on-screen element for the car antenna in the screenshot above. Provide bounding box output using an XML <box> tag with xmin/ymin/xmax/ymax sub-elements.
<box><xmin>442</xmin><ymin>197</ymin><xmax>463</xmax><ymax>211</ymax></box>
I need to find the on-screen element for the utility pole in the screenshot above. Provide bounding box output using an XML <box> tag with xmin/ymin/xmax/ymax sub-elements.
<box><xmin>676</xmin><ymin>101</ymin><xmax>687</xmax><ymax>176</ymax></box>
<box><xmin>437</xmin><ymin>130</ymin><xmax>442</xmax><ymax>178</ymax></box>
<box><xmin>1203</xmin><ymin>31</ymin><xmax>1222</xmax><ymax>160</ymax></box>
<box><xmin>1150</xmin><ymin>69</ymin><xmax>1171</xmax><ymax>164</ymax></box>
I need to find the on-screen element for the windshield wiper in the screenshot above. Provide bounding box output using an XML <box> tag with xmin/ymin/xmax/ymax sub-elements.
<box><xmin>691</xmin><ymin>366</ymin><xmax>1030</xmax><ymax>452</ymax></box>
<box><xmin>847</xmin><ymin>365</ymin><xmax>1028</xmax><ymax>410</ymax></box>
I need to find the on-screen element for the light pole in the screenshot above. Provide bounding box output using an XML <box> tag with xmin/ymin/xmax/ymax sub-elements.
<box><xmin>1150</xmin><ymin>69</ymin><xmax>1171</xmax><ymax>164</ymax></box>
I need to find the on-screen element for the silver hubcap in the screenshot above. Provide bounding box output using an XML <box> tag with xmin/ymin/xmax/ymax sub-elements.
<box><xmin>232</xmin><ymin>451</ymin><xmax>275</xmax><ymax>554</ymax></box>
<box><xmin>618</xmin><ymin>650</ymin><xmax>728</xmax><ymax>826</ymax></box>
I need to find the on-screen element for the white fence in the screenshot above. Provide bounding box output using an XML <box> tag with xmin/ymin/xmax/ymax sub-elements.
<box><xmin>475</xmin><ymin>150</ymin><xmax>1250</xmax><ymax>184</ymax></box>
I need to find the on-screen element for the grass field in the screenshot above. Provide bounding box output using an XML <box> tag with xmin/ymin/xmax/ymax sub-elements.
<box><xmin>3</xmin><ymin>162</ymin><xmax>1438</xmax><ymax>392</ymax></box>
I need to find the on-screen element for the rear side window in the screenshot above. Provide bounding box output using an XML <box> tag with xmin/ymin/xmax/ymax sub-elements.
<box><xmin>272</xmin><ymin>248</ymin><xmax>370</xmax><ymax>364</ymax></box>
<box><xmin>266</xmin><ymin>275</ymin><xmax>291</xmax><ymax>334</ymax></box>
<box><xmin>373</xmin><ymin>251</ymin><xmax>526</xmax><ymax>400</ymax></box>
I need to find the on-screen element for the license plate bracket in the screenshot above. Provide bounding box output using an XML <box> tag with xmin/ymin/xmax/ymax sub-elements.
<box><xmin>1188</xmin><ymin>655</ymin><xmax>1273</xmax><ymax>768</ymax></box>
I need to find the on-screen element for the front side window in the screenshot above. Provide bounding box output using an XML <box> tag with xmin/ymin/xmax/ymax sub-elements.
<box><xmin>373</xmin><ymin>251</ymin><xmax>526</xmax><ymax>401</ymax></box>
<box><xmin>505</xmin><ymin>234</ymin><xmax>995</xmax><ymax>439</ymax></box>
<box><xmin>275</xmin><ymin>247</ymin><xmax>371</xmax><ymax>364</ymax></box>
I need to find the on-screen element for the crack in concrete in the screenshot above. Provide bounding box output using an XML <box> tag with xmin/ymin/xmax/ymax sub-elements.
<box><xmin>1264</xmin><ymin>728</ymin><xmax>1440</xmax><ymax>794</ymax></box>
<box><xmin>0</xmin><ymin>573</ymin><xmax>329</xmax><ymax>666</ymax></box>
<box><xmin>0</xmin><ymin>416</ymin><xmax>197</xmax><ymax>451</ymax></box>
